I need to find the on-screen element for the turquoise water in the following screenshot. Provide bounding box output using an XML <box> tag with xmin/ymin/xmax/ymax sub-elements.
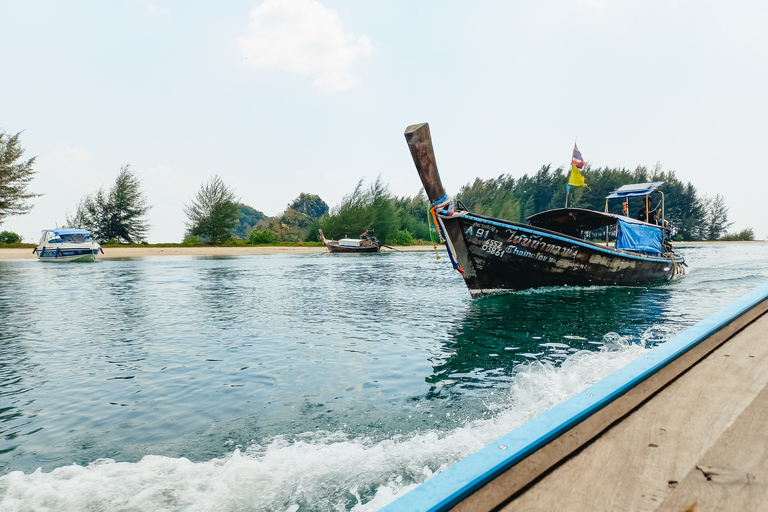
<box><xmin>1</xmin><ymin>243</ymin><xmax>766</xmax><ymax>510</ymax></box>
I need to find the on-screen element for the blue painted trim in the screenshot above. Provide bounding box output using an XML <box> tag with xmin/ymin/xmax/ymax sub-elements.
<box><xmin>381</xmin><ymin>281</ymin><xmax>768</xmax><ymax>512</ymax></box>
<box><xmin>432</xmin><ymin>194</ymin><xmax>449</xmax><ymax>206</ymax></box>
<box><xmin>462</xmin><ymin>214</ymin><xmax>670</xmax><ymax>263</ymax></box>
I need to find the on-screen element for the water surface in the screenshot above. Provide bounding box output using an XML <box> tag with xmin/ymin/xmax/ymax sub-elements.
<box><xmin>1</xmin><ymin>243</ymin><xmax>766</xmax><ymax>510</ymax></box>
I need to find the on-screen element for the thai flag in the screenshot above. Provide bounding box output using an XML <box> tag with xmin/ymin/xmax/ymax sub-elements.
<box><xmin>572</xmin><ymin>144</ymin><xmax>585</xmax><ymax>169</ymax></box>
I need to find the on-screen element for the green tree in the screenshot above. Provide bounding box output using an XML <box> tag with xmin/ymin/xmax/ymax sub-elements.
<box><xmin>393</xmin><ymin>191</ymin><xmax>430</xmax><ymax>240</ymax></box>
<box><xmin>183</xmin><ymin>175</ymin><xmax>239</xmax><ymax>244</ymax></box>
<box><xmin>702</xmin><ymin>194</ymin><xmax>733</xmax><ymax>241</ymax></box>
<box><xmin>249</xmin><ymin>230</ymin><xmax>278</xmax><ymax>244</ymax></box>
<box><xmin>68</xmin><ymin>165</ymin><xmax>151</xmax><ymax>243</ymax></box>
<box><xmin>454</xmin><ymin>163</ymin><xmax>711</xmax><ymax>241</ymax></box>
<box><xmin>0</xmin><ymin>130</ymin><xmax>39</xmax><ymax>224</ymax></box>
<box><xmin>0</xmin><ymin>230</ymin><xmax>21</xmax><ymax>244</ymax></box>
<box><xmin>720</xmin><ymin>227</ymin><xmax>754</xmax><ymax>241</ymax></box>
<box><xmin>390</xmin><ymin>229</ymin><xmax>415</xmax><ymax>245</ymax></box>
<box><xmin>319</xmin><ymin>176</ymin><xmax>400</xmax><ymax>243</ymax></box>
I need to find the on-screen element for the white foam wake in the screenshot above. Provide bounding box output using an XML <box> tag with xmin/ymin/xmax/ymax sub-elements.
<box><xmin>0</xmin><ymin>333</ymin><xmax>651</xmax><ymax>512</ymax></box>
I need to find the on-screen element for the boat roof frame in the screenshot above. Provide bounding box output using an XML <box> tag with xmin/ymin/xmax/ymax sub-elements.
<box><xmin>605</xmin><ymin>181</ymin><xmax>665</xmax><ymax>199</ymax></box>
<box><xmin>41</xmin><ymin>228</ymin><xmax>93</xmax><ymax>236</ymax></box>
<box><xmin>526</xmin><ymin>208</ymin><xmax>651</xmax><ymax>233</ymax></box>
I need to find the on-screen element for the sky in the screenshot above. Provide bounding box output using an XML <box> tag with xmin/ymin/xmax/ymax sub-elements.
<box><xmin>2</xmin><ymin>0</ymin><xmax>767</xmax><ymax>243</ymax></box>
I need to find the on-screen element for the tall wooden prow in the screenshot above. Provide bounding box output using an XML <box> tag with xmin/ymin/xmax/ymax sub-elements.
<box><xmin>404</xmin><ymin>123</ymin><xmax>447</xmax><ymax>205</ymax></box>
<box><xmin>404</xmin><ymin>123</ymin><xmax>475</xmax><ymax>281</ymax></box>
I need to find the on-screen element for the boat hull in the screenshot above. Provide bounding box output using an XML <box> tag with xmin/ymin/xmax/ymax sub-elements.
<box><xmin>325</xmin><ymin>244</ymin><xmax>381</xmax><ymax>253</ymax></box>
<box><xmin>36</xmin><ymin>244</ymin><xmax>100</xmax><ymax>262</ymax></box>
<box><xmin>445</xmin><ymin>214</ymin><xmax>683</xmax><ymax>298</ymax></box>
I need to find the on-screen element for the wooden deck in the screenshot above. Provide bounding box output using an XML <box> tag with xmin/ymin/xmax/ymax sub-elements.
<box><xmin>498</xmin><ymin>310</ymin><xmax>768</xmax><ymax>512</ymax></box>
<box><xmin>382</xmin><ymin>283</ymin><xmax>768</xmax><ymax>512</ymax></box>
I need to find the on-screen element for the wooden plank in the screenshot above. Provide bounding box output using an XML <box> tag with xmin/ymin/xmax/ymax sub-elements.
<box><xmin>498</xmin><ymin>311</ymin><xmax>768</xmax><ymax>512</ymax></box>
<box><xmin>655</xmin><ymin>378</ymin><xmax>768</xmax><ymax>511</ymax></box>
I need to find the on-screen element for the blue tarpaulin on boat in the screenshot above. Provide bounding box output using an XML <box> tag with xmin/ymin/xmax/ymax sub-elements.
<box><xmin>616</xmin><ymin>218</ymin><xmax>663</xmax><ymax>255</ymax></box>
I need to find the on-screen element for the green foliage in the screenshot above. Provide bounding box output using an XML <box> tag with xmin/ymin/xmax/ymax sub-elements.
<box><xmin>249</xmin><ymin>230</ymin><xmax>278</xmax><ymax>244</ymax></box>
<box><xmin>389</xmin><ymin>229</ymin><xmax>415</xmax><ymax>246</ymax></box>
<box><xmin>720</xmin><ymin>228</ymin><xmax>754</xmax><ymax>241</ymax></box>
<box><xmin>289</xmin><ymin>193</ymin><xmax>328</xmax><ymax>219</ymax></box>
<box><xmin>248</xmin><ymin>193</ymin><xmax>330</xmax><ymax>243</ymax></box>
<box><xmin>304</xmin><ymin>218</ymin><xmax>323</xmax><ymax>242</ymax></box>
<box><xmin>280</xmin><ymin>208</ymin><xmax>313</xmax><ymax>230</ymax></box>
<box><xmin>0</xmin><ymin>230</ymin><xmax>21</xmax><ymax>244</ymax></box>
<box><xmin>456</xmin><ymin>163</ymin><xmax>716</xmax><ymax>241</ymax></box>
<box><xmin>68</xmin><ymin>165</ymin><xmax>152</xmax><ymax>243</ymax></box>
<box><xmin>701</xmin><ymin>194</ymin><xmax>733</xmax><ymax>241</ymax></box>
<box><xmin>181</xmin><ymin>235</ymin><xmax>199</xmax><ymax>246</ymax></box>
<box><xmin>0</xmin><ymin>129</ymin><xmax>39</xmax><ymax>224</ymax></box>
<box><xmin>105</xmin><ymin>238</ymin><xmax>117</xmax><ymax>245</ymax></box>
<box><xmin>320</xmin><ymin>177</ymin><xmax>425</xmax><ymax>244</ymax></box>
<box><xmin>183</xmin><ymin>175</ymin><xmax>239</xmax><ymax>244</ymax></box>
<box><xmin>393</xmin><ymin>192</ymin><xmax>430</xmax><ymax>240</ymax></box>
<box><xmin>231</xmin><ymin>203</ymin><xmax>265</xmax><ymax>239</ymax></box>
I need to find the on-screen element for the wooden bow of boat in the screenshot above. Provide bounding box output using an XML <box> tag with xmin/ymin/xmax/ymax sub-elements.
<box><xmin>404</xmin><ymin>123</ymin><xmax>447</xmax><ymax>204</ymax></box>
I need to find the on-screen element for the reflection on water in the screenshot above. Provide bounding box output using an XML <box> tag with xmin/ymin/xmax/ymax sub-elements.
<box><xmin>429</xmin><ymin>286</ymin><xmax>672</xmax><ymax>396</ymax></box>
<box><xmin>0</xmin><ymin>243</ymin><xmax>766</xmax><ymax>510</ymax></box>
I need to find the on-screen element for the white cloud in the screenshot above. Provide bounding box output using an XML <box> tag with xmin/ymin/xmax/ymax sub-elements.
<box><xmin>236</xmin><ymin>0</ymin><xmax>372</xmax><ymax>92</ymax></box>
<box><xmin>145</xmin><ymin>4</ymin><xmax>169</xmax><ymax>19</ymax></box>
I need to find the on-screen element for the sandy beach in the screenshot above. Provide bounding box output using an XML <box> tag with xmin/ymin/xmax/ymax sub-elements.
<box><xmin>0</xmin><ymin>245</ymin><xmax>439</xmax><ymax>260</ymax></box>
<box><xmin>3</xmin><ymin>241</ymin><xmax>760</xmax><ymax>261</ymax></box>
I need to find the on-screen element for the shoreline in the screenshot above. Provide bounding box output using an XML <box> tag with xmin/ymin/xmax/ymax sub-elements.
<box><xmin>0</xmin><ymin>240</ymin><xmax>762</xmax><ymax>261</ymax></box>
<box><xmin>0</xmin><ymin>245</ymin><xmax>440</xmax><ymax>260</ymax></box>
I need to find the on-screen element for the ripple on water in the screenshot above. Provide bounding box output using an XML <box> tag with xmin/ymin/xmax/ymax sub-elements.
<box><xmin>0</xmin><ymin>243</ymin><xmax>766</xmax><ymax>510</ymax></box>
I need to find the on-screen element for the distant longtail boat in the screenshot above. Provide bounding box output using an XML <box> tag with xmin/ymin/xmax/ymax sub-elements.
<box><xmin>319</xmin><ymin>229</ymin><xmax>382</xmax><ymax>253</ymax></box>
<box><xmin>405</xmin><ymin>123</ymin><xmax>685</xmax><ymax>298</ymax></box>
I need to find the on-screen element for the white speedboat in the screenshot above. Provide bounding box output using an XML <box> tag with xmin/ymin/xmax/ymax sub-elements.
<box><xmin>34</xmin><ymin>228</ymin><xmax>102</xmax><ymax>262</ymax></box>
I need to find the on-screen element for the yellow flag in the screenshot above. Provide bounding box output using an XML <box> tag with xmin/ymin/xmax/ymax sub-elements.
<box><xmin>568</xmin><ymin>164</ymin><xmax>586</xmax><ymax>187</ymax></box>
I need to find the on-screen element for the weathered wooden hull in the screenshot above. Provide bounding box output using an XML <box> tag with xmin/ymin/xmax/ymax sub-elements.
<box><xmin>404</xmin><ymin>122</ymin><xmax>685</xmax><ymax>299</ymax></box>
<box><xmin>325</xmin><ymin>244</ymin><xmax>381</xmax><ymax>253</ymax></box>
<box><xmin>444</xmin><ymin>213</ymin><xmax>683</xmax><ymax>298</ymax></box>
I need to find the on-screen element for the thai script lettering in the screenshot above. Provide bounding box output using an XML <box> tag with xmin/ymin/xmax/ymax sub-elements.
<box><xmin>466</xmin><ymin>223</ymin><xmax>581</xmax><ymax>263</ymax></box>
<box><xmin>506</xmin><ymin>230</ymin><xmax>579</xmax><ymax>259</ymax></box>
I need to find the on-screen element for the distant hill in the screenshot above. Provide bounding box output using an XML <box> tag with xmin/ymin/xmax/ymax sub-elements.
<box><xmin>232</xmin><ymin>203</ymin><xmax>266</xmax><ymax>239</ymax></box>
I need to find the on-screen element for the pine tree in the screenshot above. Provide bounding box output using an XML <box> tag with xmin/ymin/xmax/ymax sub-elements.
<box><xmin>183</xmin><ymin>175</ymin><xmax>239</xmax><ymax>244</ymax></box>
<box><xmin>702</xmin><ymin>194</ymin><xmax>733</xmax><ymax>240</ymax></box>
<box><xmin>0</xmin><ymin>130</ymin><xmax>39</xmax><ymax>224</ymax></box>
<box><xmin>68</xmin><ymin>165</ymin><xmax>152</xmax><ymax>243</ymax></box>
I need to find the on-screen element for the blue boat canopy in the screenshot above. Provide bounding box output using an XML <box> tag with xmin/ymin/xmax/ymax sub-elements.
<box><xmin>606</xmin><ymin>181</ymin><xmax>665</xmax><ymax>199</ymax></box>
<box><xmin>615</xmin><ymin>218</ymin><xmax>663</xmax><ymax>255</ymax></box>
<box><xmin>42</xmin><ymin>228</ymin><xmax>92</xmax><ymax>236</ymax></box>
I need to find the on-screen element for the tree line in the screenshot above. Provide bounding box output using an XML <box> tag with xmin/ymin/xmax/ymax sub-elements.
<box><xmin>0</xmin><ymin>127</ymin><xmax>755</xmax><ymax>244</ymax></box>
<box><xmin>454</xmin><ymin>164</ymin><xmax>751</xmax><ymax>242</ymax></box>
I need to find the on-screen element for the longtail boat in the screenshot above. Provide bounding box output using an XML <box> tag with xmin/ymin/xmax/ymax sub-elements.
<box><xmin>318</xmin><ymin>229</ymin><xmax>382</xmax><ymax>253</ymax></box>
<box><xmin>404</xmin><ymin>123</ymin><xmax>685</xmax><ymax>298</ymax></box>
